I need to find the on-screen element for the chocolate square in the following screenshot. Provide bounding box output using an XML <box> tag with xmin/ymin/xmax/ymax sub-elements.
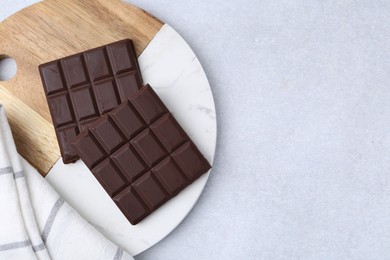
<box><xmin>114</xmin><ymin>187</ymin><xmax>148</xmax><ymax>224</ymax></box>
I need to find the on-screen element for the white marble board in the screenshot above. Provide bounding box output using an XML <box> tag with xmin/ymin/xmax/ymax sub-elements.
<box><xmin>45</xmin><ymin>24</ymin><xmax>217</xmax><ymax>256</ymax></box>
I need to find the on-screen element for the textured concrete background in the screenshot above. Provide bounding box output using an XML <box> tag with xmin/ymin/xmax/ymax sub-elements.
<box><xmin>2</xmin><ymin>1</ymin><xmax>390</xmax><ymax>259</ymax></box>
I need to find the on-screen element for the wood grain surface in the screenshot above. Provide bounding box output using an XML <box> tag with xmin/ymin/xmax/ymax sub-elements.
<box><xmin>0</xmin><ymin>0</ymin><xmax>163</xmax><ymax>175</ymax></box>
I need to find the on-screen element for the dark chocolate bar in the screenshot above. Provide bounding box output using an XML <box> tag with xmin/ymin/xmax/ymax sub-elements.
<box><xmin>71</xmin><ymin>85</ymin><xmax>211</xmax><ymax>224</ymax></box>
<box><xmin>39</xmin><ymin>39</ymin><xmax>143</xmax><ymax>163</ymax></box>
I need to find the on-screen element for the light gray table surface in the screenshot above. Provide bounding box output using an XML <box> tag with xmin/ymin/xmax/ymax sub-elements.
<box><xmin>2</xmin><ymin>1</ymin><xmax>390</xmax><ymax>259</ymax></box>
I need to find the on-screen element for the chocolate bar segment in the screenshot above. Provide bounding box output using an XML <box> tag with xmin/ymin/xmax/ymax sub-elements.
<box><xmin>71</xmin><ymin>85</ymin><xmax>211</xmax><ymax>224</ymax></box>
<box><xmin>39</xmin><ymin>39</ymin><xmax>143</xmax><ymax>163</ymax></box>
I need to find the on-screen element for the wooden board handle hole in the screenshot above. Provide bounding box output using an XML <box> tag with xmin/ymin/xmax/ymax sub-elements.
<box><xmin>0</xmin><ymin>55</ymin><xmax>17</xmax><ymax>81</ymax></box>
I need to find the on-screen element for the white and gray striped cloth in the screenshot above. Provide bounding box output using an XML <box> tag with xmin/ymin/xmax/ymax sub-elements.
<box><xmin>0</xmin><ymin>105</ymin><xmax>134</xmax><ymax>260</ymax></box>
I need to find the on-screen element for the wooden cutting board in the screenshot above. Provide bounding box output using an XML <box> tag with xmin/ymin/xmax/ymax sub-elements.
<box><xmin>0</xmin><ymin>0</ymin><xmax>163</xmax><ymax>176</ymax></box>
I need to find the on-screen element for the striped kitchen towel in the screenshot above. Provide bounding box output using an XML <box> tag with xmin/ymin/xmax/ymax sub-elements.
<box><xmin>0</xmin><ymin>104</ymin><xmax>134</xmax><ymax>260</ymax></box>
